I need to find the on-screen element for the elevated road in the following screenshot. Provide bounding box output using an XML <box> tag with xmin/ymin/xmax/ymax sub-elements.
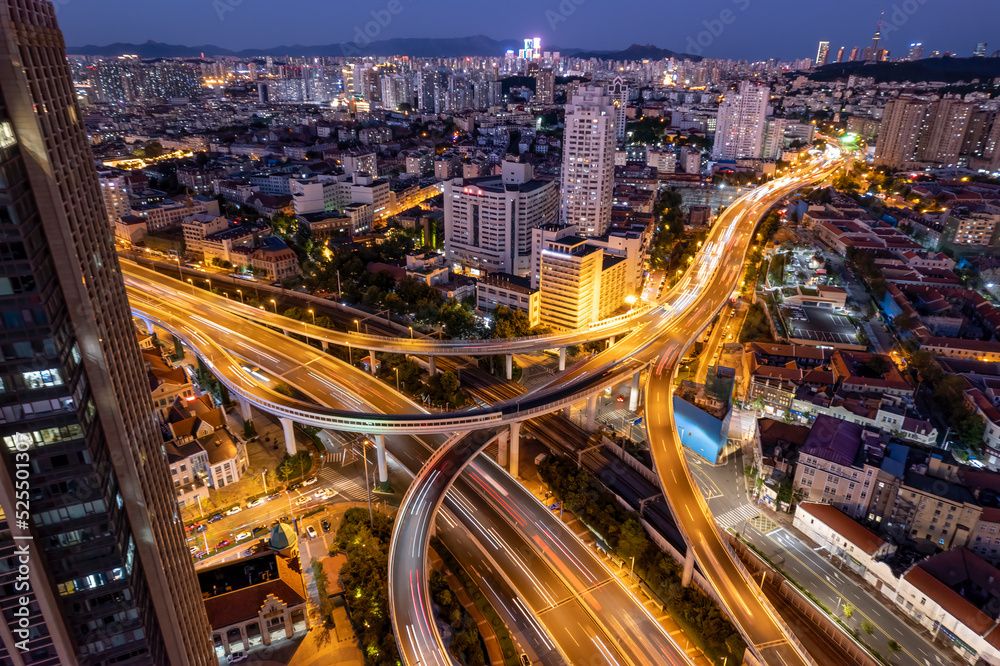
<box><xmin>122</xmin><ymin>260</ymin><xmax>652</xmax><ymax>358</ymax></box>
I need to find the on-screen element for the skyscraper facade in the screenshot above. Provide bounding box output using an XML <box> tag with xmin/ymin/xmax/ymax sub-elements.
<box><xmin>534</xmin><ymin>69</ymin><xmax>554</xmax><ymax>105</ymax></box>
<box><xmin>560</xmin><ymin>85</ymin><xmax>616</xmax><ymax>236</ymax></box>
<box><xmin>712</xmin><ymin>81</ymin><xmax>770</xmax><ymax>161</ymax></box>
<box><xmin>0</xmin><ymin>2</ymin><xmax>213</xmax><ymax>664</ymax></box>
<box><xmin>609</xmin><ymin>77</ymin><xmax>627</xmax><ymax>142</ymax></box>
<box><xmin>917</xmin><ymin>98</ymin><xmax>973</xmax><ymax>168</ymax></box>
<box><xmin>873</xmin><ymin>97</ymin><xmax>929</xmax><ymax>168</ymax></box>
<box><xmin>816</xmin><ymin>41</ymin><xmax>830</xmax><ymax>65</ymax></box>
<box><xmin>909</xmin><ymin>43</ymin><xmax>925</xmax><ymax>61</ymax></box>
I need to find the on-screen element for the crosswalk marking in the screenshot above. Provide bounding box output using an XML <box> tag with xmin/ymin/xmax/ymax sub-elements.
<box><xmin>714</xmin><ymin>503</ymin><xmax>759</xmax><ymax>529</ymax></box>
<box><xmin>316</xmin><ymin>467</ymin><xmax>365</xmax><ymax>501</ymax></box>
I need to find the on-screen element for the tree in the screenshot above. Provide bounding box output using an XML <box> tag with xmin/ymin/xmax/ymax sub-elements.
<box><xmin>491</xmin><ymin>305</ymin><xmax>531</xmax><ymax>339</ymax></box>
<box><xmin>273</xmin><ymin>382</ymin><xmax>294</xmax><ymax>397</ymax></box>
<box><xmin>863</xmin><ymin>355</ymin><xmax>890</xmax><ymax>377</ymax></box>
<box><xmin>862</xmin><ymin>620</ymin><xmax>875</xmax><ymax>636</ymax></box>
<box><xmin>887</xmin><ymin>639</ymin><xmax>901</xmax><ymax>654</ymax></box>
<box><xmin>893</xmin><ymin>311</ymin><xmax>919</xmax><ymax>332</ymax></box>
<box><xmin>842</xmin><ymin>604</ymin><xmax>855</xmax><ymax>619</ymax></box>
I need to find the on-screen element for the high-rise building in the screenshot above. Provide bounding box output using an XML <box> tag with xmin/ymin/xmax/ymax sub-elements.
<box><xmin>917</xmin><ymin>98</ymin><xmax>973</xmax><ymax>168</ymax></box>
<box><xmin>835</xmin><ymin>46</ymin><xmax>846</xmax><ymax>63</ymax></box>
<box><xmin>975</xmin><ymin>42</ymin><xmax>989</xmax><ymax>57</ymax></box>
<box><xmin>534</xmin><ymin>69</ymin><xmax>554</xmax><ymax>105</ymax></box>
<box><xmin>873</xmin><ymin>97</ymin><xmax>929</xmax><ymax>168</ymax></box>
<box><xmin>560</xmin><ymin>85</ymin><xmax>616</xmax><ymax>236</ymax></box>
<box><xmin>909</xmin><ymin>43</ymin><xmax>925</xmax><ymax>61</ymax></box>
<box><xmin>816</xmin><ymin>41</ymin><xmax>830</xmax><ymax>66</ymax></box>
<box><xmin>761</xmin><ymin>118</ymin><xmax>788</xmax><ymax>160</ymax></box>
<box><xmin>444</xmin><ymin>161</ymin><xmax>558</xmax><ymax>277</ymax></box>
<box><xmin>849</xmin><ymin>46</ymin><xmax>861</xmax><ymax>62</ymax></box>
<box><xmin>97</xmin><ymin>169</ymin><xmax>129</xmax><ymax>226</ymax></box>
<box><xmin>609</xmin><ymin>77</ymin><xmax>627</xmax><ymax>142</ymax></box>
<box><xmin>712</xmin><ymin>81</ymin><xmax>770</xmax><ymax>161</ymax></box>
<box><xmin>0</xmin><ymin>2</ymin><xmax>213</xmax><ymax>664</ymax></box>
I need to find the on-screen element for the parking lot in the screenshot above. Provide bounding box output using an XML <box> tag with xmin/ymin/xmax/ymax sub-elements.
<box><xmin>784</xmin><ymin>305</ymin><xmax>862</xmax><ymax>347</ymax></box>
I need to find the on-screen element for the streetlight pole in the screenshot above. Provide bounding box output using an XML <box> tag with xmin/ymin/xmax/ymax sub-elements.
<box><xmin>237</xmin><ymin>289</ymin><xmax>243</xmax><ymax>304</ymax></box>
<box><xmin>361</xmin><ymin>440</ymin><xmax>373</xmax><ymax>526</ymax></box>
<box><xmin>186</xmin><ymin>278</ymin><xmax>195</xmax><ymax>295</ymax></box>
<box><xmin>354</xmin><ymin>319</ymin><xmax>360</xmax><ymax>333</ymax></box>
<box><xmin>270</xmin><ymin>299</ymin><xmax>277</xmax><ymax>314</ymax></box>
<box><xmin>309</xmin><ymin>309</ymin><xmax>315</xmax><ymax>325</ymax></box>
<box><xmin>394</xmin><ymin>366</ymin><xmax>400</xmax><ymax>393</ymax></box>
<box><xmin>262</xmin><ymin>470</ymin><xmax>267</xmax><ymax>494</ymax></box>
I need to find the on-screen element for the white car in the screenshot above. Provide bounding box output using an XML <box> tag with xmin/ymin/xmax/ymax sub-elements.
<box><xmin>295</xmin><ymin>495</ymin><xmax>311</xmax><ymax>506</ymax></box>
<box><xmin>301</xmin><ymin>477</ymin><xmax>318</xmax><ymax>487</ymax></box>
<box><xmin>306</xmin><ymin>526</ymin><xmax>317</xmax><ymax>539</ymax></box>
<box><xmin>235</xmin><ymin>531</ymin><xmax>251</xmax><ymax>541</ymax></box>
<box><xmin>247</xmin><ymin>498</ymin><xmax>265</xmax><ymax>508</ymax></box>
<box><xmin>314</xmin><ymin>488</ymin><xmax>334</xmax><ymax>499</ymax></box>
<box><xmin>227</xmin><ymin>653</ymin><xmax>248</xmax><ymax>664</ymax></box>
<box><xmin>225</xmin><ymin>506</ymin><xmax>242</xmax><ymax>516</ymax></box>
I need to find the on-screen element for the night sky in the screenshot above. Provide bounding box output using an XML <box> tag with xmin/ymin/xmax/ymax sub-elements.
<box><xmin>56</xmin><ymin>0</ymin><xmax>995</xmax><ymax>61</ymax></box>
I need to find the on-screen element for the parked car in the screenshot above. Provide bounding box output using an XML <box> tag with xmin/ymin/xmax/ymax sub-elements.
<box><xmin>295</xmin><ymin>496</ymin><xmax>311</xmax><ymax>506</ymax></box>
<box><xmin>235</xmin><ymin>531</ymin><xmax>251</xmax><ymax>541</ymax></box>
<box><xmin>227</xmin><ymin>652</ymin><xmax>248</xmax><ymax>664</ymax></box>
<box><xmin>243</xmin><ymin>548</ymin><xmax>253</xmax><ymax>556</ymax></box>
<box><xmin>286</xmin><ymin>482</ymin><xmax>301</xmax><ymax>492</ymax></box>
<box><xmin>306</xmin><ymin>526</ymin><xmax>317</xmax><ymax>539</ymax></box>
<box><xmin>321</xmin><ymin>519</ymin><xmax>331</xmax><ymax>533</ymax></box>
<box><xmin>301</xmin><ymin>477</ymin><xmax>318</xmax><ymax>487</ymax></box>
<box><xmin>208</xmin><ymin>513</ymin><xmax>224</xmax><ymax>523</ymax></box>
<box><xmin>267</xmin><ymin>493</ymin><xmax>282</xmax><ymax>502</ymax></box>
<box><xmin>225</xmin><ymin>506</ymin><xmax>242</xmax><ymax>516</ymax></box>
<box><xmin>189</xmin><ymin>546</ymin><xmax>199</xmax><ymax>555</ymax></box>
<box><xmin>520</xmin><ymin>654</ymin><xmax>531</xmax><ymax>666</ymax></box>
<box><xmin>252</xmin><ymin>525</ymin><xmax>269</xmax><ymax>538</ymax></box>
<box><xmin>247</xmin><ymin>498</ymin><xmax>265</xmax><ymax>509</ymax></box>
<box><xmin>185</xmin><ymin>522</ymin><xmax>201</xmax><ymax>532</ymax></box>
<box><xmin>216</xmin><ymin>539</ymin><xmax>230</xmax><ymax>549</ymax></box>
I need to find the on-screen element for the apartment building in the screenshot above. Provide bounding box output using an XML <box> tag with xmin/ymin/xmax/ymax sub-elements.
<box><xmin>475</xmin><ymin>272</ymin><xmax>541</xmax><ymax>328</ymax></box>
<box><xmin>561</xmin><ymin>85</ymin><xmax>617</xmax><ymax>236</ymax></box>
<box><xmin>793</xmin><ymin>415</ymin><xmax>881</xmax><ymax>519</ymax></box>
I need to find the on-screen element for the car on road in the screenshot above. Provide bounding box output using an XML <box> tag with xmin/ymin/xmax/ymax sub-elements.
<box><xmin>247</xmin><ymin>498</ymin><xmax>265</xmax><ymax>509</ymax></box>
<box><xmin>520</xmin><ymin>654</ymin><xmax>530</xmax><ymax>666</ymax></box>
<box><xmin>227</xmin><ymin>652</ymin><xmax>248</xmax><ymax>664</ymax></box>
<box><xmin>225</xmin><ymin>506</ymin><xmax>242</xmax><ymax>516</ymax></box>
<box><xmin>321</xmin><ymin>519</ymin><xmax>331</xmax><ymax>533</ymax></box>
<box><xmin>185</xmin><ymin>522</ymin><xmax>200</xmax><ymax>532</ymax></box>
<box><xmin>243</xmin><ymin>548</ymin><xmax>253</xmax><ymax>556</ymax></box>
<box><xmin>314</xmin><ymin>488</ymin><xmax>334</xmax><ymax>499</ymax></box>
<box><xmin>286</xmin><ymin>482</ymin><xmax>301</xmax><ymax>492</ymax></box>
<box><xmin>252</xmin><ymin>525</ymin><xmax>269</xmax><ymax>538</ymax></box>
<box><xmin>235</xmin><ymin>531</ymin><xmax>251</xmax><ymax>541</ymax></box>
<box><xmin>301</xmin><ymin>477</ymin><xmax>318</xmax><ymax>487</ymax></box>
<box><xmin>295</xmin><ymin>496</ymin><xmax>311</xmax><ymax>506</ymax></box>
<box><xmin>267</xmin><ymin>493</ymin><xmax>282</xmax><ymax>501</ymax></box>
<box><xmin>189</xmin><ymin>546</ymin><xmax>199</xmax><ymax>555</ymax></box>
<box><xmin>216</xmin><ymin>539</ymin><xmax>230</xmax><ymax>549</ymax></box>
<box><xmin>306</xmin><ymin>526</ymin><xmax>317</xmax><ymax>539</ymax></box>
<box><xmin>207</xmin><ymin>513</ymin><xmax>224</xmax><ymax>523</ymax></box>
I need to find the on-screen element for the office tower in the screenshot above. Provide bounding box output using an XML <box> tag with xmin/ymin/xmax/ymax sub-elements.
<box><xmin>835</xmin><ymin>46</ymin><xmax>845</xmax><ymax>63</ymax></box>
<box><xmin>961</xmin><ymin>110</ymin><xmax>994</xmax><ymax>158</ymax></box>
<box><xmin>975</xmin><ymin>42</ymin><xmax>989</xmax><ymax>57</ymax></box>
<box><xmin>444</xmin><ymin>161</ymin><xmax>558</xmax><ymax>277</ymax></box>
<box><xmin>849</xmin><ymin>46</ymin><xmax>861</xmax><ymax>62</ymax></box>
<box><xmin>609</xmin><ymin>77</ymin><xmax>627</xmax><ymax>142</ymax></box>
<box><xmin>341</xmin><ymin>63</ymin><xmax>355</xmax><ymax>99</ymax></box>
<box><xmin>917</xmin><ymin>98</ymin><xmax>973</xmax><ymax>167</ymax></box>
<box><xmin>712</xmin><ymin>81</ymin><xmax>770</xmax><ymax>161</ymax></box>
<box><xmin>0</xmin><ymin>2</ymin><xmax>213</xmax><ymax>665</ymax></box>
<box><xmin>97</xmin><ymin>169</ymin><xmax>129</xmax><ymax>226</ymax></box>
<box><xmin>873</xmin><ymin>97</ymin><xmax>929</xmax><ymax>168</ymax></box>
<box><xmin>94</xmin><ymin>58</ymin><xmax>199</xmax><ymax>104</ymax></box>
<box><xmin>560</xmin><ymin>85</ymin><xmax>616</xmax><ymax>236</ymax></box>
<box><xmin>518</xmin><ymin>37</ymin><xmax>541</xmax><ymax>60</ymax></box>
<box><xmin>909</xmin><ymin>43</ymin><xmax>924</xmax><ymax>61</ymax></box>
<box><xmin>379</xmin><ymin>73</ymin><xmax>410</xmax><ymax>111</ymax></box>
<box><xmin>816</xmin><ymin>41</ymin><xmax>830</xmax><ymax>65</ymax></box>
<box><xmin>360</xmin><ymin>67</ymin><xmax>380</xmax><ymax>105</ymax></box>
<box><xmin>534</xmin><ymin>68</ymin><xmax>554</xmax><ymax>105</ymax></box>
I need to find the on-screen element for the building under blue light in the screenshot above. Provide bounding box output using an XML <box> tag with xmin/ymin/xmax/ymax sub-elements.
<box><xmin>674</xmin><ymin>396</ymin><xmax>727</xmax><ymax>464</ymax></box>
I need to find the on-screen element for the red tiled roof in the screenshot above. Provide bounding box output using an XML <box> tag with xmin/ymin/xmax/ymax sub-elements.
<box><xmin>798</xmin><ymin>502</ymin><xmax>886</xmax><ymax>556</ymax></box>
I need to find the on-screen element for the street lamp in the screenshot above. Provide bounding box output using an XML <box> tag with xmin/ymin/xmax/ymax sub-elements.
<box><xmin>186</xmin><ymin>278</ymin><xmax>195</xmax><ymax>295</ymax></box>
<box><xmin>308</xmin><ymin>309</ymin><xmax>315</xmax><ymax>325</ymax></box>
<box><xmin>409</xmin><ymin>326</ymin><xmax>413</xmax><ymax>339</ymax></box>
<box><xmin>270</xmin><ymin>299</ymin><xmax>277</xmax><ymax>313</ymax></box>
<box><xmin>236</xmin><ymin>289</ymin><xmax>243</xmax><ymax>304</ymax></box>
<box><xmin>394</xmin><ymin>366</ymin><xmax>400</xmax><ymax>393</ymax></box>
<box><xmin>354</xmin><ymin>319</ymin><xmax>360</xmax><ymax>333</ymax></box>
<box><xmin>262</xmin><ymin>470</ymin><xmax>267</xmax><ymax>494</ymax></box>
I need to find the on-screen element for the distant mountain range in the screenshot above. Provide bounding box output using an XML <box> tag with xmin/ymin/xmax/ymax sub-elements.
<box><xmin>811</xmin><ymin>57</ymin><xmax>1000</xmax><ymax>84</ymax></box>
<box><xmin>65</xmin><ymin>36</ymin><xmax>701</xmax><ymax>62</ymax></box>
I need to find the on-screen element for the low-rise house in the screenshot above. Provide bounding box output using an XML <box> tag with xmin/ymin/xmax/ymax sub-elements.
<box><xmin>476</xmin><ymin>272</ymin><xmax>541</xmax><ymax>328</ymax></box>
<box><xmin>143</xmin><ymin>350</ymin><xmax>195</xmax><ymax>420</ymax></box>
<box><xmin>249</xmin><ymin>237</ymin><xmax>300</xmax><ymax>283</ymax></box>
<box><xmin>793</xmin><ymin>502</ymin><xmax>897</xmax><ymax>581</ymax></box>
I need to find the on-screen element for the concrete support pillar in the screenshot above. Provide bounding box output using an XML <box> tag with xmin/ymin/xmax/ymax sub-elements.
<box><xmin>428</xmin><ymin>355</ymin><xmax>436</xmax><ymax>376</ymax></box>
<box><xmin>505</xmin><ymin>354</ymin><xmax>513</xmax><ymax>381</ymax></box>
<box><xmin>629</xmin><ymin>370</ymin><xmax>641</xmax><ymax>412</ymax></box>
<box><xmin>558</xmin><ymin>347</ymin><xmax>567</xmax><ymax>371</ymax></box>
<box><xmin>586</xmin><ymin>395</ymin><xmax>598</xmax><ymax>431</ymax></box>
<box><xmin>321</xmin><ymin>340</ymin><xmax>329</xmax><ymax>352</ymax></box>
<box><xmin>497</xmin><ymin>429</ymin><xmax>509</xmax><ymax>467</ymax></box>
<box><xmin>682</xmin><ymin>546</ymin><xmax>695</xmax><ymax>587</ymax></box>
<box><xmin>563</xmin><ymin>405</ymin><xmax>571</xmax><ymax>419</ymax></box>
<box><xmin>238</xmin><ymin>397</ymin><xmax>253</xmax><ymax>423</ymax></box>
<box><xmin>143</xmin><ymin>318</ymin><xmax>156</xmax><ymax>335</ymax></box>
<box><xmin>279</xmin><ymin>417</ymin><xmax>296</xmax><ymax>455</ymax></box>
<box><xmin>368</xmin><ymin>350</ymin><xmax>377</xmax><ymax>375</ymax></box>
<box><xmin>509</xmin><ymin>421</ymin><xmax>520</xmax><ymax>479</ymax></box>
<box><xmin>374</xmin><ymin>434</ymin><xmax>389</xmax><ymax>491</ymax></box>
<box><xmin>608</xmin><ymin>335</ymin><xmax>616</xmax><ymax>347</ymax></box>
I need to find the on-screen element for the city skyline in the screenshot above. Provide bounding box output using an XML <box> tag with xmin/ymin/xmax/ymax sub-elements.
<box><xmin>56</xmin><ymin>0</ymin><xmax>999</xmax><ymax>61</ymax></box>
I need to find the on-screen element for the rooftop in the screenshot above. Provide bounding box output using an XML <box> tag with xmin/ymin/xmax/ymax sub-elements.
<box><xmin>798</xmin><ymin>502</ymin><xmax>888</xmax><ymax>556</ymax></box>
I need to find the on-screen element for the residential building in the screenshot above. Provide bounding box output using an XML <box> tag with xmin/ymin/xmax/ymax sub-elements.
<box><xmin>535</xmin><ymin>69</ymin><xmax>555</xmax><ymax>105</ymax></box>
<box><xmin>885</xmin><ymin>472</ymin><xmax>981</xmax><ymax>549</ymax></box>
<box><xmin>561</xmin><ymin>85</ymin><xmax>617</xmax><ymax>236</ymax></box>
<box><xmin>609</xmin><ymin>77</ymin><xmax>627</xmax><ymax>141</ymax></box>
<box><xmin>793</xmin><ymin>503</ymin><xmax>896</xmax><ymax>581</ymax></box>
<box><xmin>131</xmin><ymin>196</ymin><xmax>218</xmax><ymax>232</ymax></box>
<box><xmin>143</xmin><ymin>350</ymin><xmax>195</xmax><ymax>420</ymax></box>
<box><xmin>793</xmin><ymin>415</ymin><xmax>881</xmax><ymax>519</ymax></box>
<box><xmin>917</xmin><ymin>98</ymin><xmax>973</xmax><ymax>168</ymax></box>
<box><xmin>712</xmin><ymin>81</ymin><xmax>770</xmax><ymax>161</ymax></box>
<box><xmin>444</xmin><ymin>160</ymin><xmax>558</xmax><ymax>277</ymax></box>
<box><xmin>249</xmin><ymin>238</ymin><xmax>300</xmax><ymax>283</ymax></box>
<box><xmin>815</xmin><ymin>41</ymin><xmax>830</xmax><ymax>65</ymax></box>
<box><xmin>947</xmin><ymin>203</ymin><xmax>1000</xmax><ymax>247</ymax></box>
<box><xmin>200</xmin><ymin>526</ymin><xmax>308</xmax><ymax>657</ymax></box>
<box><xmin>874</xmin><ymin>97</ymin><xmax>929</xmax><ymax>169</ymax></box>
<box><xmin>476</xmin><ymin>273</ymin><xmax>541</xmax><ymax>328</ymax></box>
<box><xmin>97</xmin><ymin>168</ymin><xmax>129</xmax><ymax>225</ymax></box>
<box><xmin>182</xmin><ymin>213</ymin><xmax>229</xmax><ymax>256</ymax></box>
<box><xmin>0</xmin><ymin>2</ymin><xmax>213</xmax><ymax>662</ymax></box>
<box><xmin>167</xmin><ymin>395</ymin><xmax>248</xmax><ymax>489</ymax></box>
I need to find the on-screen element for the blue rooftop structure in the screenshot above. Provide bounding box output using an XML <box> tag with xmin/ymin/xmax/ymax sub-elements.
<box><xmin>674</xmin><ymin>397</ymin><xmax>726</xmax><ymax>464</ymax></box>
